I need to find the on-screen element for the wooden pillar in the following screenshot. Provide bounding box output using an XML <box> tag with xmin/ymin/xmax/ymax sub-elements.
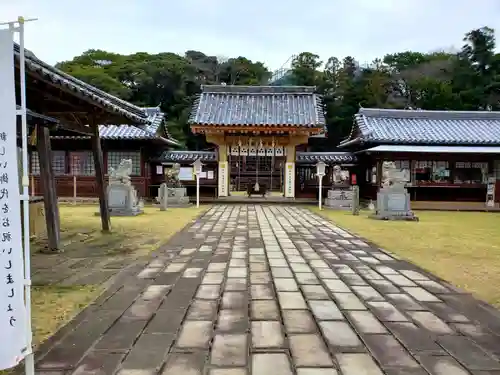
<box><xmin>37</xmin><ymin>126</ymin><xmax>61</xmax><ymax>250</ymax></box>
<box><xmin>91</xmin><ymin>122</ymin><xmax>111</xmax><ymax>232</ymax></box>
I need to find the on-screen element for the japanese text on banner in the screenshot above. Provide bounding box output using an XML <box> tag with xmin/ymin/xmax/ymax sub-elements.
<box><xmin>0</xmin><ymin>28</ymin><xmax>27</xmax><ymax>370</ymax></box>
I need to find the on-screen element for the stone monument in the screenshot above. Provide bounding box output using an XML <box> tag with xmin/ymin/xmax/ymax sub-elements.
<box><xmin>370</xmin><ymin>161</ymin><xmax>418</xmax><ymax>221</ymax></box>
<box><xmin>324</xmin><ymin>165</ymin><xmax>353</xmax><ymax>209</ymax></box>
<box><xmin>106</xmin><ymin>159</ymin><xmax>143</xmax><ymax>216</ymax></box>
<box><xmin>157</xmin><ymin>183</ymin><xmax>168</xmax><ymax>211</ymax></box>
<box><xmin>160</xmin><ymin>163</ymin><xmax>190</xmax><ymax>207</ymax></box>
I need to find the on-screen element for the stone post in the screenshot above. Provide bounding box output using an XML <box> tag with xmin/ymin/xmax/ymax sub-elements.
<box><xmin>352</xmin><ymin>185</ymin><xmax>360</xmax><ymax>215</ymax></box>
<box><xmin>159</xmin><ymin>182</ymin><xmax>168</xmax><ymax>211</ymax></box>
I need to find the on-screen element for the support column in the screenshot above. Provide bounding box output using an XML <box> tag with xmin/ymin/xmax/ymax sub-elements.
<box><xmin>284</xmin><ymin>144</ymin><xmax>296</xmax><ymax>198</ymax></box>
<box><xmin>91</xmin><ymin>123</ymin><xmax>111</xmax><ymax>232</ymax></box>
<box><xmin>37</xmin><ymin>126</ymin><xmax>61</xmax><ymax>250</ymax></box>
<box><xmin>217</xmin><ymin>143</ymin><xmax>229</xmax><ymax>197</ymax></box>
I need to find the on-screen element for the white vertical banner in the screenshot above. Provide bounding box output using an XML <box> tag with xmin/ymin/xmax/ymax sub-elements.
<box><xmin>285</xmin><ymin>162</ymin><xmax>295</xmax><ymax>198</ymax></box>
<box><xmin>0</xmin><ymin>28</ymin><xmax>28</xmax><ymax>370</ymax></box>
<box><xmin>218</xmin><ymin>161</ymin><xmax>228</xmax><ymax>197</ymax></box>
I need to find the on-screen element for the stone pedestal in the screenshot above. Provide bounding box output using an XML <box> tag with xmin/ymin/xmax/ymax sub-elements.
<box><xmin>167</xmin><ymin>187</ymin><xmax>191</xmax><ymax>207</ymax></box>
<box><xmin>106</xmin><ymin>183</ymin><xmax>143</xmax><ymax>216</ymax></box>
<box><xmin>324</xmin><ymin>187</ymin><xmax>353</xmax><ymax>210</ymax></box>
<box><xmin>370</xmin><ymin>188</ymin><xmax>418</xmax><ymax>221</ymax></box>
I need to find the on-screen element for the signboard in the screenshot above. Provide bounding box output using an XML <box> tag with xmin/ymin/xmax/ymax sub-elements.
<box><xmin>178</xmin><ymin>167</ymin><xmax>194</xmax><ymax>181</ymax></box>
<box><xmin>325</xmin><ymin>188</ymin><xmax>353</xmax><ymax>209</ymax></box>
<box><xmin>0</xmin><ymin>28</ymin><xmax>28</xmax><ymax>370</ymax></box>
<box><xmin>218</xmin><ymin>161</ymin><xmax>228</xmax><ymax>196</ymax></box>
<box><xmin>285</xmin><ymin>162</ymin><xmax>295</xmax><ymax>197</ymax></box>
<box><xmin>156</xmin><ymin>165</ymin><xmax>163</xmax><ymax>175</ymax></box>
<box><xmin>387</xmin><ymin>193</ymin><xmax>407</xmax><ymax>211</ymax></box>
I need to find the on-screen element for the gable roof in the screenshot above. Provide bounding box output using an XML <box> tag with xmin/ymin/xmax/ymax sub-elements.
<box><xmin>158</xmin><ymin>151</ymin><xmax>218</xmax><ymax>163</ymax></box>
<box><xmin>155</xmin><ymin>150</ymin><xmax>357</xmax><ymax>164</ymax></box>
<box><xmin>296</xmin><ymin>152</ymin><xmax>357</xmax><ymax>164</ymax></box>
<box><xmin>51</xmin><ymin>107</ymin><xmax>179</xmax><ymax>145</ymax></box>
<box><xmin>341</xmin><ymin>108</ymin><xmax>500</xmax><ymax>147</ymax></box>
<box><xmin>15</xmin><ymin>43</ymin><xmax>149</xmax><ymax>125</ymax></box>
<box><xmin>189</xmin><ymin>85</ymin><xmax>325</xmax><ymax>128</ymax></box>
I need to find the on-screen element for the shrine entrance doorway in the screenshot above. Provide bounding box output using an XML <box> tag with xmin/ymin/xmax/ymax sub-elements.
<box><xmin>228</xmin><ymin>142</ymin><xmax>286</xmax><ymax>194</ymax></box>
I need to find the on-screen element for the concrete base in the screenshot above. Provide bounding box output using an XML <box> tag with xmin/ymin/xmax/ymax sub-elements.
<box><xmin>324</xmin><ymin>203</ymin><xmax>351</xmax><ymax>210</ymax></box>
<box><xmin>369</xmin><ymin>213</ymin><xmax>419</xmax><ymax>221</ymax></box>
<box><xmin>166</xmin><ymin>197</ymin><xmax>191</xmax><ymax>207</ymax></box>
<box><xmin>95</xmin><ymin>208</ymin><xmax>144</xmax><ymax>217</ymax></box>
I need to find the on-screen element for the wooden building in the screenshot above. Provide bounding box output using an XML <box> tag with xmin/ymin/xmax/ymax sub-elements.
<box><xmin>340</xmin><ymin>108</ymin><xmax>500</xmax><ymax>209</ymax></box>
<box><xmin>152</xmin><ymin>150</ymin><xmax>218</xmax><ymax>197</ymax></box>
<box><xmin>29</xmin><ymin>106</ymin><xmax>179</xmax><ymax>200</ymax></box>
<box><xmin>186</xmin><ymin>85</ymin><xmax>329</xmax><ymax>197</ymax></box>
<box><xmin>14</xmin><ymin>41</ymin><xmax>156</xmax><ymax>249</ymax></box>
<box><xmin>153</xmin><ymin>150</ymin><xmax>357</xmax><ymax>199</ymax></box>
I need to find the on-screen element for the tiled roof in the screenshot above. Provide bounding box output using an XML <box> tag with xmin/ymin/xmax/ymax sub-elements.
<box><xmin>51</xmin><ymin>107</ymin><xmax>179</xmax><ymax>145</ymax></box>
<box><xmin>189</xmin><ymin>85</ymin><xmax>325</xmax><ymax>127</ymax></box>
<box><xmin>99</xmin><ymin>107</ymin><xmax>165</xmax><ymax>140</ymax></box>
<box><xmin>14</xmin><ymin>43</ymin><xmax>148</xmax><ymax>124</ymax></box>
<box><xmin>157</xmin><ymin>151</ymin><xmax>357</xmax><ymax>164</ymax></box>
<box><xmin>158</xmin><ymin>151</ymin><xmax>218</xmax><ymax>163</ymax></box>
<box><xmin>296</xmin><ymin>152</ymin><xmax>357</xmax><ymax>164</ymax></box>
<box><xmin>343</xmin><ymin>108</ymin><xmax>500</xmax><ymax>146</ymax></box>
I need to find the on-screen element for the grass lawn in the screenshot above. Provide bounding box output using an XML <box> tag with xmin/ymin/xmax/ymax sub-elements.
<box><xmin>311</xmin><ymin>208</ymin><xmax>500</xmax><ymax>307</ymax></box>
<box><xmin>31</xmin><ymin>285</ymin><xmax>102</xmax><ymax>345</ymax></box>
<box><xmin>50</xmin><ymin>204</ymin><xmax>209</xmax><ymax>257</ymax></box>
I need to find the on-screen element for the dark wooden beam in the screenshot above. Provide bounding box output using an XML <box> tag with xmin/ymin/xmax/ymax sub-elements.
<box><xmin>37</xmin><ymin>125</ymin><xmax>61</xmax><ymax>250</ymax></box>
<box><xmin>20</xmin><ymin>66</ymin><xmax>115</xmax><ymax>118</ymax></box>
<box><xmin>91</xmin><ymin>119</ymin><xmax>111</xmax><ymax>232</ymax></box>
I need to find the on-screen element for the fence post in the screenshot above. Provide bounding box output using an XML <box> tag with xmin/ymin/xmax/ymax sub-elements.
<box><xmin>73</xmin><ymin>175</ymin><xmax>77</xmax><ymax>205</ymax></box>
<box><xmin>30</xmin><ymin>174</ymin><xmax>35</xmax><ymax>196</ymax></box>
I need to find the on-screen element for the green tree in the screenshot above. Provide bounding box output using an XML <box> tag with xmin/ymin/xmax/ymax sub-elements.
<box><xmin>56</xmin><ymin>25</ymin><xmax>500</xmax><ymax>151</ymax></box>
<box><xmin>290</xmin><ymin>52</ymin><xmax>323</xmax><ymax>86</ymax></box>
<box><xmin>56</xmin><ymin>50</ymin><xmax>270</xmax><ymax>149</ymax></box>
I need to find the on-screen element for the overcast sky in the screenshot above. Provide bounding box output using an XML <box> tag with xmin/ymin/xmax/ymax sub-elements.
<box><xmin>1</xmin><ymin>0</ymin><xmax>500</xmax><ymax>71</ymax></box>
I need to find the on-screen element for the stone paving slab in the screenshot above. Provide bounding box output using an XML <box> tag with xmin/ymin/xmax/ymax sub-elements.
<box><xmin>34</xmin><ymin>205</ymin><xmax>500</xmax><ymax>375</ymax></box>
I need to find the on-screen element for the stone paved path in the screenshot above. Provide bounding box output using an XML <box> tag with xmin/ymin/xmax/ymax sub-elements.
<box><xmin>35</xmin><ymin>205</ymin><xmax>500</xmax><ymax>375</ymax></box>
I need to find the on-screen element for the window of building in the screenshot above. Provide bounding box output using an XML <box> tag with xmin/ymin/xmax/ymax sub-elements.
<box><xmin>30</xmin><ymin>151</ymin><xmax>40</xmax><ymax>175</ymax></box>
<box><xmin>52</xmin><ymin>151</ymin><xmax>66</xmax><ymax>175</ymax></box>
<box><xmin>30</xmin><ymin>151</ymin><xmax>66</xmax><ymax>175</ymax></box>
<box><xmin>413</xmin><ymin>161</ymin><xmax>450</xmax><ymax>184</ymax></box>
<box><xmin>298</xmin><ymin>167</ymin><xmax>313</xmax><ymax>182</ymax></box>
<box><xmin>494</xmin><ymin>160</ymin><xmax>500</xmax><ymax>179</ymax></box>
<box><xmin>454</xmin><ymin>161</ymin><xmax>488</xmax><ymax>184</ymax></box>
<box><xmin>107</xmin><ymin>151</ymin><xmax>141</xmax><ymax>176</ymax></box>
<box><xmin>70</xmin><ymin>151</ymin><xmax>95</xmax><ymax>176</ymax></box>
